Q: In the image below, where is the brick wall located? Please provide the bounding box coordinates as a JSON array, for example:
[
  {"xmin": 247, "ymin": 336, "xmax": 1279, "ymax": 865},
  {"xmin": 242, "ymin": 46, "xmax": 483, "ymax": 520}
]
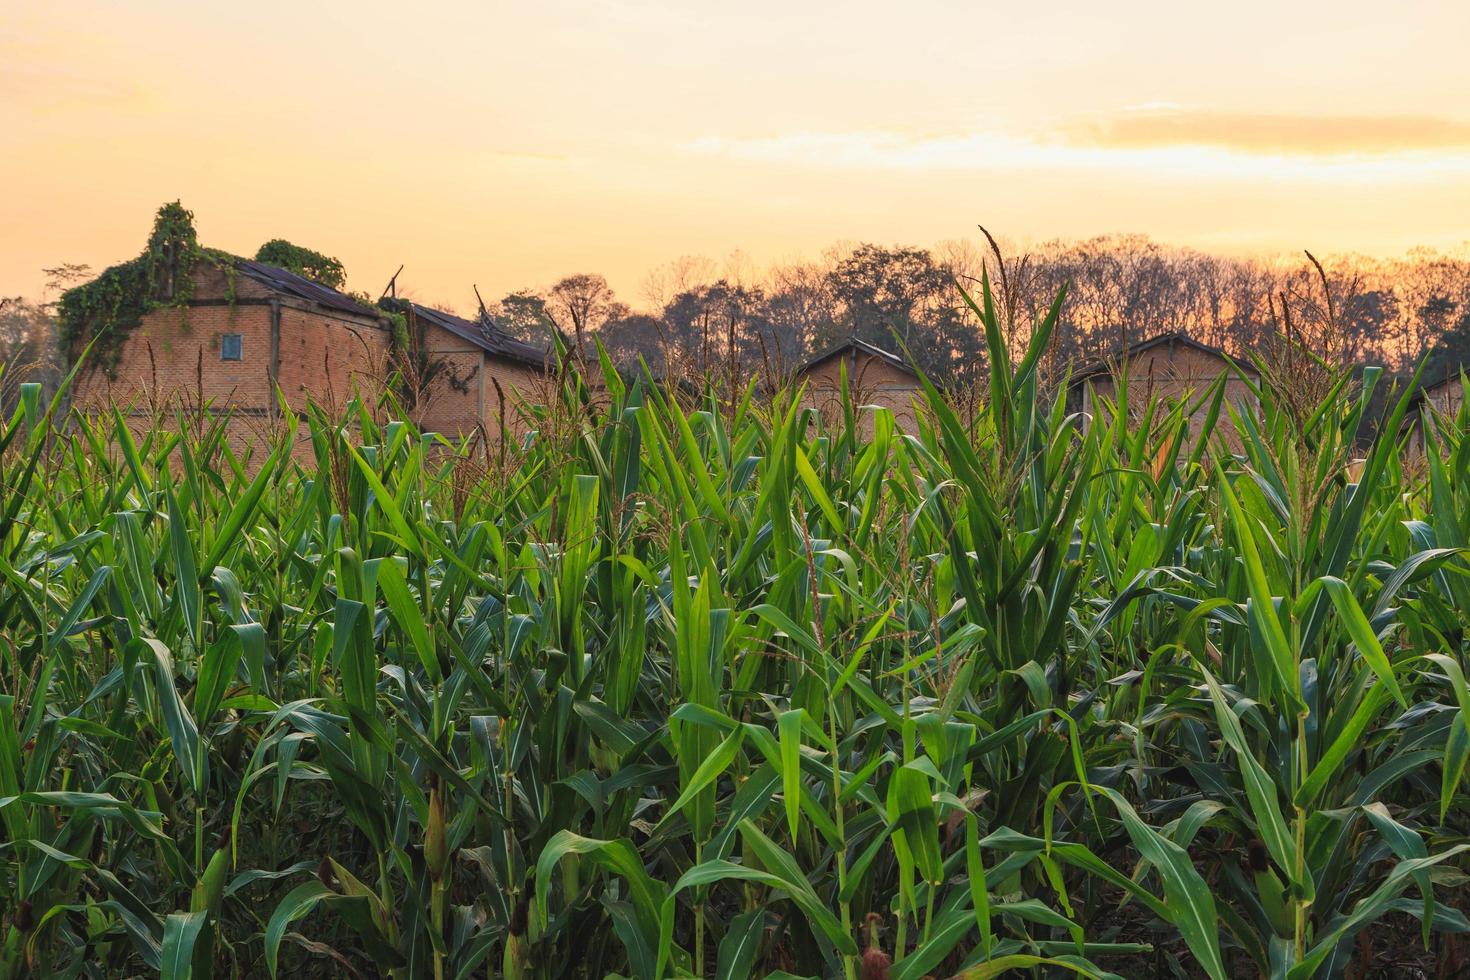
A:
[
  {"xmin": 273, "ymin": 304, "xmax": 390, "ymax": 414},
  {"xmin": 68, "ymin": 263, "xmax": 390, "ymax": 467},
  {"xmin": 409, "ymin": 318, "xmax": 546, "ymax": 440},
  {"xmin": 798, "ymin": 352, "xmax": 923, "ymax": 432},
  {"xmin": 71, "ymin": 303, "xmax": 277, "ymax": 412},
  {"xmin": 1083, "ymin": 343, "xmax": 1256, "ymax": 450},
  {"xmin": 482, "ymin": 357, "xmax": 544, "ymax": 439},
  {"xmin": 417, "ymin": 352, "xmax": 483, "ymax": 438},
  {"xmin": 72, "ymin": 264, "xmax": 388, "ymax": 410}
]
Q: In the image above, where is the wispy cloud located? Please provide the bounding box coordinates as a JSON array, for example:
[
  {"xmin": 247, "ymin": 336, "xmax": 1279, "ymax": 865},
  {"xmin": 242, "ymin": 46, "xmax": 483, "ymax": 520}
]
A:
[
  {"xmin": 685, "ymin": 114, "xmax": 1470, "ymax": 183},
  {"xmin": 1070, "ymin": 108, "xmax": 1470, "ymax": 155}
]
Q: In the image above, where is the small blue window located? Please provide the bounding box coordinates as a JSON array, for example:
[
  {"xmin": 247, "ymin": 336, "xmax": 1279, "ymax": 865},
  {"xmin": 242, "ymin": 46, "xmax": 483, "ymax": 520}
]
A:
[{"xmin": 220, "ymin": 334, "xmax": 243, "ymax": 361}]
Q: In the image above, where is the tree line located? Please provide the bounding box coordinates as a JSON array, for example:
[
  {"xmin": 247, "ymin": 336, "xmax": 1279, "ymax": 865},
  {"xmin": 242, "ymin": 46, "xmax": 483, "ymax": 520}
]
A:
[
  {"xmin": 6, "ymin": 234, "xmax": 1470, "ymax": 412},
  {"xmin": 485, "ymin": 233, "xmax": 1470, "ymax": 391}
]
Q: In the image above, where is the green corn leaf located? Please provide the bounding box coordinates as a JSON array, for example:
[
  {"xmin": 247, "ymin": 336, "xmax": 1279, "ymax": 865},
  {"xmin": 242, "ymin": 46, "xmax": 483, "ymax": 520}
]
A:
[
  {"xmin": 715, "ymin": 909, "xmax": 765, "ymax": 980},
  {"xmin": 660, "ymin": 852, "xmax": 855, "ymax": 979},
  {"xmin": 1288, "ymin": 846, "xmax": 1470, "ymax": 980},
  {"xmin": 951, "ymin": 955, "xmax": 1109, "ymax": 979},
  {"xmin": 135, "ymin": 638, "xmax": 205, "ymax": 793},
  {"xmin": 778, "ymin": 708, "xmax": 804, "ymax": 842},
  {"xmin": 1298, "ymin": 576, "xmax": 1405, "ymax": 708},
  {"xmin": 656, "ymin": 727, "xmax": 745, "ymax": 832},
  {"xmin": 1092, "ymin": 786, "xmax": 1226, "ymax": 980},
  {"xmin": 1214, "ymin": 464, "xmax": 1302, "ymax": 711},
  {"xmin": 165, "ymin": 485, "xmax": 202, "ymax": 655},
  {"xmin": 194, "ymin": 622, "xmax": 263, "ymax": 725},
  {"xmin": 1199, "ymin": 668, "xmax": 1298, "ymax": 883},
  {"xmin": 888, "ymin": 761, "xmax": 944, "ymax": 886},
  {"xmin": 160, "ymin": 910, "xmax": 209, "ymax": 980},
  {"xmin": 1423, "ymin": 653, "xmax": 1470, "ymax": 820},
  {"xmin": 966, "ymin": 814, "xmax": 993, "ymax": 960},
  {"xmin": 534, "ymin": 831, "xmax": 665, "ymax": 953},
  {"xmin": 201, "ymin": 440, "xmax": 280, "ymax": 572},
  {"xmin": 377, "ymin": 559, "xmax": 439, "ymax": 682},
  {"xmin": 264, "ymin": 881, "xmax": 332, "ymax": 979},
  {"xmin": 1295, "ymin": 682, "xmax": 1391, "ymax": 808}
]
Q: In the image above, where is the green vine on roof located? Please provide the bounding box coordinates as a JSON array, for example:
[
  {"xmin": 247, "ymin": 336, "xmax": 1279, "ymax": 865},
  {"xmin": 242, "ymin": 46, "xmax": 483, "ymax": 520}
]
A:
[
  {"xmin": 375, "ymin": 299, "xmax": 478, "ymax": 407},
  {"xmin": 254, "ymin": 239, "xmax": 346, "ymax": 290},
  {"xmin": 58, "ymin": 201, "xmax": 233, "ymax": 376},
  {"xmin": 384, "ymin": 309, "xmax": 411, "ymax": 353}
]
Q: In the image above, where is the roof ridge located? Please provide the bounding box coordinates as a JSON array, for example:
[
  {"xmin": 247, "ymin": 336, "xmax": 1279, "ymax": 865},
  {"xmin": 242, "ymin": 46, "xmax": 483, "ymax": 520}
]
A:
[
  {"xmin": 799, "ymin": 335, "xmax": 918, "ymax": 377},
  {"xmin": 233, "ymin": 257, "xmax": 379, "ymax": 319},
  {"xmin": 387, "ymin": 297, "xmax": 549, "ymax": 369},
  {"xmin": 1071, "ymin": 330, "xmax": 1253, "ymax": 382}
]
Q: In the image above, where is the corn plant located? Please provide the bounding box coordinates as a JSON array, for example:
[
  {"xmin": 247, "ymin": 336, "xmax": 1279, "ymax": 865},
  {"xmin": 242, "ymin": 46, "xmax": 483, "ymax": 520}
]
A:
[{"xmin": 0, "ymin": 280, "xmax": 1467, "ymax": 980}]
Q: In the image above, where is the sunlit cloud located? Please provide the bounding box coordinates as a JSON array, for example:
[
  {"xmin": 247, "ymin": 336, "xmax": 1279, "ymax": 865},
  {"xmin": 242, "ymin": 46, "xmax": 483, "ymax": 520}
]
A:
[
  {"xmin": 1071, "ymin": 108, "xmax": 1470, "ymax": 155},
  {"xmin": 685, "ymin": 124, "xmax": 1470, "ymax": 182},
  {"xmin": 5, "ymin": 1, "xmax": 1470, "ymax": 301}
]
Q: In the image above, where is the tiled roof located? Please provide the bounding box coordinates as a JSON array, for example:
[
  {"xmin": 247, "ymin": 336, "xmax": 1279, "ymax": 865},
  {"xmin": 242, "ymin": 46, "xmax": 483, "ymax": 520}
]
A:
[
  {"xmin": 232, "ymin": 259, "xmax": 380, "ymax": 319},
  {"xmin": 1071, "ymin": 331, "xmax": 1256, "ymax": 383},
  {"xmin": 386, "ymin": 299, "xmax": 549, "ymax": 370},
  {"xmin": 798, "ymin": 337, "xmax": 918, "ymax": 378}
]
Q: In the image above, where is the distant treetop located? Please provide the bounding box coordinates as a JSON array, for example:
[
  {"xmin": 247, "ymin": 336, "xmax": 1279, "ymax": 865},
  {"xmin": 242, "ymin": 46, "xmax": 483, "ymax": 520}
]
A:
[
  {"xmin": 57, "ymin": 203, "xmax": 361, "ymax": 376},
  {"xmin": 57, "ymin": 201, "xmax": 223, "ymax": 372},
  {"xmin": 253, "ymin": 239, "xmax": 346, "ymax": 291}
]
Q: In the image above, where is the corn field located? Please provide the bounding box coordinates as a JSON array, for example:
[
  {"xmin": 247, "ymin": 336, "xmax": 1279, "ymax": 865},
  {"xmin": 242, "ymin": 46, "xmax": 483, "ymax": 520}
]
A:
[{"xmin": 2, "ymin": 283, "xmax": 1469, "ymax": 980}]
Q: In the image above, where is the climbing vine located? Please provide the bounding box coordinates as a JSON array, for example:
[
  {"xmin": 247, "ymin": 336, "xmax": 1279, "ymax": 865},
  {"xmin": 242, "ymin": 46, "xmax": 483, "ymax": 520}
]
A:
[
  {"xmin": 58, "ymin": 204, "xmax": 414, "ymax": 391},
  {"xmin": 381, "ymin": 306, "xmax": 412, "ymax": 353},
  {"xmin": 378, "ymin": 299, "xmax": 478, "ymax": 407},
  {"xmin": 254, "ymin": 240, "xmax": 346, "ymax": 290},
  {"xmin": 57, "ymin": 202, "xmax": 234, "ymax": 376}
]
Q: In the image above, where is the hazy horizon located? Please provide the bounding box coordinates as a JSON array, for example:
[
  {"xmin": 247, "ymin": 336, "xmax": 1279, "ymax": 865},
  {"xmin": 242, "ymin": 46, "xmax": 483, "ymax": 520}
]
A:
[{"xmin": 5, "ymin": 0, "xmax": 1469, "ymax": 311}]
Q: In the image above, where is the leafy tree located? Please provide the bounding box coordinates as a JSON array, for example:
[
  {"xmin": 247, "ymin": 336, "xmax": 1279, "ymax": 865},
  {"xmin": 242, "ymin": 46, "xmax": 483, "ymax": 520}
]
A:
[
  {"xmin": 760, "ymin": 262, "xmax": 834, "ymax": 370},
  {"xmin": 1418, "ymin": 296, "xmax": 1458, "ymax": 339},
  {"xmin": 597, "ymin": 313, "xmax": 666, "ymax": 371},
  {"xmin": 492, "ymin": 290, "xmax": 558, "ymax": 344},
  {"xmin": 0, "ymin": 297, "xmax": 58, "ymax": 412},
  {"xmin": 1341, "ymin": 289, "xmax": 1399, "ymax": 364},
  {"xmin": 547, "ymin": 274, "xmax": 626, "ymax": 354},
  {"xmin": 254, "ymin": 239, "xmax": 346, "ymax": 290},
  {"xmin": 57, "ymin": 202, "xmax": 213, "ymax": 371},
  {"xmin": 1423, "ymin": 306, "xmax": 1470, "ymax": 383},
  {"xmin": 823, "ymin": 244, "xmax": 983, "ymax": 384},
  {"xmin": 660, "ymin": 280, "xmax": 768, "ymax": 380}
]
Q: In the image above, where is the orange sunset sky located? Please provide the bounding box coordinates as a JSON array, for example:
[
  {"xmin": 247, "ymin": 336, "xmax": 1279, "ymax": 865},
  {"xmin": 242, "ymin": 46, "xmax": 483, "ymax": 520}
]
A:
[{"xmin": 3, "ymin": 1, "xmax": 1469, "ymax": 312}]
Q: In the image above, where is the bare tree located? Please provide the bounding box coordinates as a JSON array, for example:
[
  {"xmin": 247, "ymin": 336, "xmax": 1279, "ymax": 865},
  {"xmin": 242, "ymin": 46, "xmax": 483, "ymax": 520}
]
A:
[
  {"xmin": 479, "ymin": 236, "xmax": 1469, "ymax": 398},
  {"xmin": 762, "ymin": 260, "xmax": 837, "ymax": 371},
  {"xmin": 546, "ymin": 274, "xmax": 624, "ymax": 359},
  {"xmin": 641, "ymin": 256, "xmax": 716, "ymax": 311}
]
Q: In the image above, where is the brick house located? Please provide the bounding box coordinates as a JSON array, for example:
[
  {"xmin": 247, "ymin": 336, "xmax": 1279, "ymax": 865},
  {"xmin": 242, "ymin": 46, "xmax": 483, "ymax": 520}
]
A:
[
  {"xmin": 387, "ymin": 300, "xmax": 549, "ymax": 440},
  {"xmin": 68, "ymin": 245, "xmax": 553, "ymax": 452},
  {"xmin": 795, "ymin": 337, "xmax": 924, "ymax": 430},
  {"xmin": 70, "ymin": 259, "xmax": 391, "ymax": 452},
  {"xmin": 1069, "ymin": 332, "xmax": 1258, "ymax": 448}
]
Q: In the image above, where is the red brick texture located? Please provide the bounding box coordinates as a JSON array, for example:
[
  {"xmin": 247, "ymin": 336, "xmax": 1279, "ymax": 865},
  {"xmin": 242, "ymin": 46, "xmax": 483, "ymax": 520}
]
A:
[
  {"xmin": 797, "ymin": 351, "xmax": 923, "ymax": 432},
  {"xmin": 412, "ymin": 318, "xmax": 545, "ymax": 442},
  {"xmin": 70, "ymin": 264, "xmax": 557, "ymax": 460},
  {"xmin": 70, "ymin": 265, "xmax": 391, "ymax": 456}
]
